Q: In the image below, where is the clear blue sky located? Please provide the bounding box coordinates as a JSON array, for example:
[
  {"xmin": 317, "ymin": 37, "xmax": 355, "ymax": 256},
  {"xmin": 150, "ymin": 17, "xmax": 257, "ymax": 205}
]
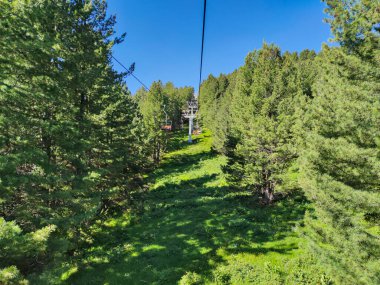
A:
[{"xmin": 107, "ymin": 0, "xmax": 332, "ymax": 94}]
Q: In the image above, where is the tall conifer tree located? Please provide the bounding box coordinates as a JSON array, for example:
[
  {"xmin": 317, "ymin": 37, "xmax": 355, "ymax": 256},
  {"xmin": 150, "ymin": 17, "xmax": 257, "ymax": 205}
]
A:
[
  {"xmin": 222, "ymin": 44, "xmax": 315, "ymax": 202},
  {"xmin": 299, "ymin": 1, "xmax": 380, "ymax": 283},
  {"xmin": 0, "ymin": 1, "xmax": 149, "ymax": 280}
]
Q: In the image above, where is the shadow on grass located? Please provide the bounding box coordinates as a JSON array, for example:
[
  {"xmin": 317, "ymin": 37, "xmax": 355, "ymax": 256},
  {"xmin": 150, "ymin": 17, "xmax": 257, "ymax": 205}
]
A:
[
  {"xmin": 149, "ymin": 150, "xmax": 216, "ymax": 186},
  {"xmin": 165, "ymin": 130, "xmax": 189, "ymax": 152},
  {"xmin": 165, "ymin": 130, "xmax": 212, "ymax": 153},
  {"xmin": 68, "ymin": 169, "xmax": 307, "ymax": 284}
]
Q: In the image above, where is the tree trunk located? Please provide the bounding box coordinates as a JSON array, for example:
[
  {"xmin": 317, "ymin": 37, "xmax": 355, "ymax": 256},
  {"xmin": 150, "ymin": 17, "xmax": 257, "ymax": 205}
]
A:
[
  {"xmin": 263, "ymin": 187, "xmax": 274, "ymax": 204},
  {"xmin": 261, "ymin": 168, "xmax": 274, "ymax": 204}
]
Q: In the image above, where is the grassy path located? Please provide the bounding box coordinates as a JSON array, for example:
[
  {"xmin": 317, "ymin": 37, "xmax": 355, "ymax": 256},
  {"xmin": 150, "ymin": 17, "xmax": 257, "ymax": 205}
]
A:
[{"xmin": 67, "ymin": 131, "xmax": 307, "ymax": 284}]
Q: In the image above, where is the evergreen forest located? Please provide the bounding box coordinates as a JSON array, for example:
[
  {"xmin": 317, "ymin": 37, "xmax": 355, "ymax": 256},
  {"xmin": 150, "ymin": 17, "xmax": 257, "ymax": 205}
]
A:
[{"xmin": 0, "ymin": 0, "xmax": 379, "ymax": 284}]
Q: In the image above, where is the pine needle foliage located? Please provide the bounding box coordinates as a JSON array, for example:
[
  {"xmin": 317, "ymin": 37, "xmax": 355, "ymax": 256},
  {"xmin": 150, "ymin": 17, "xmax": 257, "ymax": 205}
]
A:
[{"xmin": 0, "ymin": 0, "xmax": 150, "ymax": 279}]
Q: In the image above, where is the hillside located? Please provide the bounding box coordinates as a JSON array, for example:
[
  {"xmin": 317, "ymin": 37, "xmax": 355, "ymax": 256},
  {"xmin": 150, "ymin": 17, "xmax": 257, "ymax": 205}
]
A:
[{"xmin": 62, "ymin": 131, "xmax": 310, "ymax": 284}]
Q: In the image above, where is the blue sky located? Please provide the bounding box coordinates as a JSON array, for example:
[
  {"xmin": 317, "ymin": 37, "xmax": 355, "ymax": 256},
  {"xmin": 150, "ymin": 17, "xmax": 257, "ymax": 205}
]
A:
[{"xmin": 107, "ymin": 0, "xmax": 332, "ymax": 94}]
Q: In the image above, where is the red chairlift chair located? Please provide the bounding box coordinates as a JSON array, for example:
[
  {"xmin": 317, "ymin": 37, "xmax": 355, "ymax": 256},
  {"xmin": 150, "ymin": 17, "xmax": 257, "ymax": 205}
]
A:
[{"xmin": 161, "ymin": 120, "xmax": 173, "ymax": 131}]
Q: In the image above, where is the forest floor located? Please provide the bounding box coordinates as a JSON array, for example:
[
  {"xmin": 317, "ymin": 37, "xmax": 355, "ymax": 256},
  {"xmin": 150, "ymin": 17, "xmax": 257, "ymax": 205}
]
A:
[{"xmin": 64, "ymin": 131, "xmax": 308, "ymax": 285}]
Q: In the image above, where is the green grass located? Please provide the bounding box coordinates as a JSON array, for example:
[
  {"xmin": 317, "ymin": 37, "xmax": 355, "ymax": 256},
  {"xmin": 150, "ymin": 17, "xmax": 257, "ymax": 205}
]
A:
[{"xmin": 63, "ymin": 130, "xmax": 308, "ymax": 285}]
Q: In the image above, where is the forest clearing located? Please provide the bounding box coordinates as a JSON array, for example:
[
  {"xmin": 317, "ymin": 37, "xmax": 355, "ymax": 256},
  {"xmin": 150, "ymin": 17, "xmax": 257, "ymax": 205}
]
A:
[
  {"xmin": 1, "ymin": 0, "xmax": 379, "ymax": 284},
  {"xmin": 66, "ymin": 131, "xmax": 309, "ymax": 284}
]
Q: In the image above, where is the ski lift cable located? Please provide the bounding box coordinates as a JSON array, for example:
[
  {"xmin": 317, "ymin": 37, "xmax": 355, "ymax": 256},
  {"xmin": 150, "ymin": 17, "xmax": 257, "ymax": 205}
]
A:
[
  {"xmin": 198, "ymin": 0, "xmax": 207, "ymax": 98},
  {"xmin": 112, "ymin": 0, "xmax": 207, "ymax": 95},
  {"xmin": 111, "ymin": 55, "xmax": 151, "ymax": 92}
]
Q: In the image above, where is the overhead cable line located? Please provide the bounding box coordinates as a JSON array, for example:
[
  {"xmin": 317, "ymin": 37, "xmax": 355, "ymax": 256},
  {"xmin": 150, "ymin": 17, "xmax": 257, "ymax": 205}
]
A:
[
  {"xmin": 111, "ymin": 55, "xmax": 150, "ymax": 92},
  {"xmin": 198, "ymin": 0, "xmax": 207, "ymax": 97}
]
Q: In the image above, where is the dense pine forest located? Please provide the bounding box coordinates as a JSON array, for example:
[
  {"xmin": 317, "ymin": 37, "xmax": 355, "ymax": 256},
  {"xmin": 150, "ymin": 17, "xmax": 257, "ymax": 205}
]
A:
[{"xmin": 0, "ymin": 0, "xmax": 379, "ymax": 284}]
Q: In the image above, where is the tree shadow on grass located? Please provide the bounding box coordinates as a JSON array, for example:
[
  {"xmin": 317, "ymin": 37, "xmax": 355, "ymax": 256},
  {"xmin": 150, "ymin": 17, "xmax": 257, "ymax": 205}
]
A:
[
  {"xmin": 150, "ymin": 150, "xmax": 216, "ymax": 185},
  {"xmin": 165, "ymin": 130, "xmax": 189, "ymax": 152},
  {"xmin": 165, "ymin": 130, "xmax": 212, "ymax": 153},
  {"xmin": 68, "ymin": 172, "xmax": 307, "ymax": 285}
]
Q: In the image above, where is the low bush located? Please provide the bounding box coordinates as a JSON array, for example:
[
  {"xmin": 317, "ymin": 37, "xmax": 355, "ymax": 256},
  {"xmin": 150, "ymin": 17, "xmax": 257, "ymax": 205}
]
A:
[{"xmin": 179, "ymin": 271, "xmax": 203, "ymax": 285}]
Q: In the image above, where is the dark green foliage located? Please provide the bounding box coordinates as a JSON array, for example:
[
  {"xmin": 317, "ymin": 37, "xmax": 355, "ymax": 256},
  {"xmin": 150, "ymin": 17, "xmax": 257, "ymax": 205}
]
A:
[
  {"xmin": 201, "ymin": 44, "xmax": 316, "ymax": 202},
  {"xmin": 198, "ymin": 74, "xmax": 229, "ymax": 132},
  {"xmin": 136, "ymin": 81, "xmax": 168, "ymax": 164},
  {"xmin": 297, "ymin": 2, "xmax": 380, "ymax": 284},
  {"xmin": 198, "ymin": 72, "xmax": 237, "ymax": 153},
  {"xmin": 0, "ymin": 0, "xmax": 149, "ymax": 280},
  {"xmin": 227, "ymin": 45, "xmax": 286, "ymax": 202},
  {"xmin": 323, "ymin": 0, "xmax": 380, "ymax": 59},
  {"xmin": 136, "ymin": 81, "xmax": 194, "ymax": 164},
  {"xmin": 299, "ymin": 46, "xmax": 380, "ymax": 284},
  {"xmin": 0, "ymin": 218, "xmax": 56, "ymax": 274},
  {"xmin": 164, "ymin": 82, "xmax": 194, "ymax": 130},
  {"xmin": 1, "ymin": 0, "xmax": 379, "ymax": 284},
  {"xmin": 95, "ymin": 85, "xmax": 149, "ymax": 214},
  {"xmin": 199, "ymin": 1, "xmax": 379, "ymax": 283}
]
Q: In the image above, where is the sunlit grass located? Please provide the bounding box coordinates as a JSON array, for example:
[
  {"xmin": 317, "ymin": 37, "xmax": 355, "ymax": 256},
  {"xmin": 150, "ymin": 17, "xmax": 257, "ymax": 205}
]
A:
[{"xmin": 62, "ymin": 130, "xmax": 307, "ymax": 284}]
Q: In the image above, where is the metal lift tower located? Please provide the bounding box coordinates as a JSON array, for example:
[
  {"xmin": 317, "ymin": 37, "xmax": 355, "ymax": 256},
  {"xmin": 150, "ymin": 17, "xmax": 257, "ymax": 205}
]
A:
[{"xmin": 183, "ymin": 99, "xmax": 198, "ymax": 143}]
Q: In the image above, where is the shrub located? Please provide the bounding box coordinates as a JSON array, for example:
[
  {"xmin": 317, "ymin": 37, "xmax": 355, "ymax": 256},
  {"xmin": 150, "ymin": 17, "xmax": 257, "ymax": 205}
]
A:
[
  {"xmin": 0, "ymin": 217, "xmax": 56, "ymax": 271},
  {"xmin": 213, "ymin": 260, "xmax": 256, "ymax": 284},
  {"xmin": 179, "ymin": 272, "xmax": 203, "ymax": 285},
  {"xmin": 0, "ymin": 266, "xmax": 28, "ymax": 285},
  {"xmin": 213, "ymin": 267, "xmax": 232, "ymax": 284},
  {"xmin": 284, "ymin": 255, "xmax": 334, "ymax": 285}
]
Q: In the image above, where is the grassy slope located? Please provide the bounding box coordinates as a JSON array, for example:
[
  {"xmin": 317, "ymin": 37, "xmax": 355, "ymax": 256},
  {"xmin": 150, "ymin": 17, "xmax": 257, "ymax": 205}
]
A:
[{"xmin": 65, "ymin": 131, "xmax": 308, "ymax": 284}]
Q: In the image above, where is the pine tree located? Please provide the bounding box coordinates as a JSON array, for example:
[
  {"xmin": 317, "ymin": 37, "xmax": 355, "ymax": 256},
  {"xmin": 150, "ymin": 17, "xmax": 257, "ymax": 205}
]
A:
[
  {"xmin": 298, "ymin": 2, "xmax": 380, "ymax": 283},
  {"xmin": 94, "ymin": 84, "xmax": 149, "ymax": 215},
  {"xmin": 163, "ymin": 82, "xmax": 193, "ymax": 130},
  {"xmin": 300, "ymin": 45, "xmax": 380, "ymax": 285},
  {"xmin": 0, "ymin": 0, "xmax": 150, "ymax": 278},
  {"xmin": 323, "ymin": 0, "xmax": 380, "ymax": 59},
  {"xmin": 211, "ymin": 72, "xmax": 238, "ymax": 153},
  {"xmin": 198, "ymin": 74, "xmax": 219, "ymax": 129},
  {"xmin": 223, "ymin": 44, "xmax": 314, "ymax": 202},
  {"xmin": 137, "ymin": 81, "xmax": 168, "ymax": 164},
  {"xmin": 198, "ymin": 73, "xmax": 235, "ymax": 152}
]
